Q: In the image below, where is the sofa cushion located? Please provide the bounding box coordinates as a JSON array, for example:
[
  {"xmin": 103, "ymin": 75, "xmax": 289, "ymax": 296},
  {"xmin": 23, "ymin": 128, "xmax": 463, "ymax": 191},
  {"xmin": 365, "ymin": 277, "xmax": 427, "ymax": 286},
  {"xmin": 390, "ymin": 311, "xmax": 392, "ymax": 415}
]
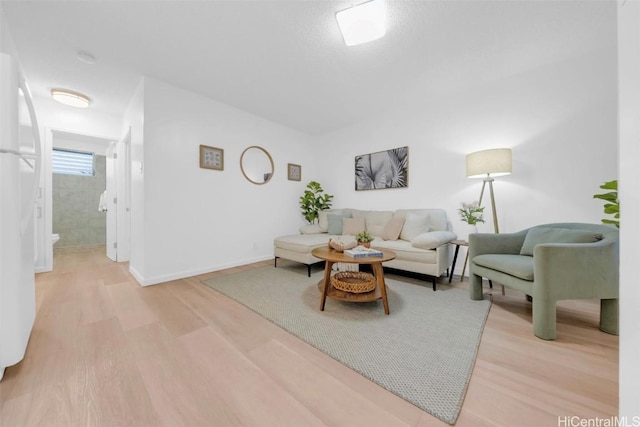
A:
[
  {"xmin": 350, "ymin": 209, "xmax": 369, "ymax": 220},
  {"xmin": 327, "ymin": 213, "xmax": 351, "ymax": 235},
  {"xmin": 394, "ymin": 209, "xmax": 448, "ymax": 232},
  {"xmin": 299, "ymin": 224, "xmax": 322, "ymax": 234},
  {"xmin": 411, "ymin": 231, "xmax": 457, "ymax": 250},
  {"xmin": 520, "ymin": 227, "xmax": 603, "ymax": 256},
  {"xmin": 373, "ymin": 239, "xmax": 437, "ymax": 263},
  {"xmin": 400, "ymin": 213, "xmax": 430, "ymax": 241},
  {"xmin": 342, "ymin": 217, "xmax": 366, "ymax": 235},
  {"xmin": 364, "ymin": 211, "xmax": 394, "ymax": 237},
  {"xmin": 473, "ymin": 254, "xmax": 534, "ymax": 281},
  {"xmin": 381, "ymin": 216, "xmax": 405, "ymax": 241},
  {"xmin": 274, "ymin": 234, "xmax": 331, "ymax": 253}
]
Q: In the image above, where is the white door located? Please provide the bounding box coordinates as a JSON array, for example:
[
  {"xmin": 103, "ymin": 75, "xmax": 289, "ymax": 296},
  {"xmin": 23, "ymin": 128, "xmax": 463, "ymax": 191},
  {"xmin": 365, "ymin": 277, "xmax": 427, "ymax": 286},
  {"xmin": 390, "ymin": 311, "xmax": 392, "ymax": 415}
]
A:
[
  {"xmin": 105, "ymin": 142, "xmax": 117, "ymax": 261},
  {"xmin": 115, "ymin": 129, "xmax": 131, "ymax": 261}
]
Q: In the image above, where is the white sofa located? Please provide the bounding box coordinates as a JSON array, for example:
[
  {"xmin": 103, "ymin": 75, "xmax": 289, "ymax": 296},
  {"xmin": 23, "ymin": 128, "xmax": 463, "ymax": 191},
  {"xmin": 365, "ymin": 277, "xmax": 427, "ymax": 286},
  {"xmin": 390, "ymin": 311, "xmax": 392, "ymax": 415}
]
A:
[{"xmin": 274, "ymin": 208, "xmax": 457, "ymax": 290}]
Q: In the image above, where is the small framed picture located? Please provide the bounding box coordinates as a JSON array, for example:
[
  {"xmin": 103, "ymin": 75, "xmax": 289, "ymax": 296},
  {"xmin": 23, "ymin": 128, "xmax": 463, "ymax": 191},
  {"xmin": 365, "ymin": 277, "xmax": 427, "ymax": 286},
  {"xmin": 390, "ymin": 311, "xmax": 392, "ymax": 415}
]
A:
[
  {"xmin": 288, "ymin": 163, "xmax": 301, "ymax": 181},
  {"xmin": 200, "ymin": 145, "xmax": 224, "ymax": 171}
]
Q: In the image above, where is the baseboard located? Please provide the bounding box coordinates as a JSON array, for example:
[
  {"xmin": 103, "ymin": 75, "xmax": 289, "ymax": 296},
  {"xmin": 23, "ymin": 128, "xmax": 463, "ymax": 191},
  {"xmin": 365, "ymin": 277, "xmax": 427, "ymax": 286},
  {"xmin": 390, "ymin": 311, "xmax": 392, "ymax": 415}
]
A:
[
  {"xmin": 131, "ymin": 255, "xmax": 273, "ymax": 287},
  {"xmin": 129, "ymin": 265, "xmax": 146, "ymax": 286}
]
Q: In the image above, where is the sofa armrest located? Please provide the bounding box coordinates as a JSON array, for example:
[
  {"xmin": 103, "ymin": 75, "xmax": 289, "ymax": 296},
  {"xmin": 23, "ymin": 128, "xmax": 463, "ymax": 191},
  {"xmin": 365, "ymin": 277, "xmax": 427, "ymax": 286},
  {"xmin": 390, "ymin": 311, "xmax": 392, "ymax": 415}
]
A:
[
  {"xmin": 299, "ymin": 224, "xmax": 323, "ymax": 234},
  {"xmin": 469, "ymin": 230, "xmax": 528, "ymax": 258},
  {"xmin": 411, "ymin": 230, "xmax": 457, "ymax": 250}
]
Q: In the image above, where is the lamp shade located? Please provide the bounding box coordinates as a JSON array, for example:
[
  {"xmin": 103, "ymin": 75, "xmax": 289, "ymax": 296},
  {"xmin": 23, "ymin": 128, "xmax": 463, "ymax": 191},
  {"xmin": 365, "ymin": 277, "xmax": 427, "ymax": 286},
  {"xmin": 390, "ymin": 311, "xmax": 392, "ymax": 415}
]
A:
[
  {"xmin": 466, "ymin": 148, "xmax": 512, "ymax": 178},
  {"xmin": 336, "ymin": 0, "xmax": 386, "ymax": 46}
]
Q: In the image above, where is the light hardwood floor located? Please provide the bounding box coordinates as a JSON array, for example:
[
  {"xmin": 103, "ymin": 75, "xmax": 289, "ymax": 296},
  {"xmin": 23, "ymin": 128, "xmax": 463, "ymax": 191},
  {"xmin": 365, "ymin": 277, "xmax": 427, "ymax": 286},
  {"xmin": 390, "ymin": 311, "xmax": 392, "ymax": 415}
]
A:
[{"xmin": 0, "ymin": 247, "xmax": 618, "ymax": 426}]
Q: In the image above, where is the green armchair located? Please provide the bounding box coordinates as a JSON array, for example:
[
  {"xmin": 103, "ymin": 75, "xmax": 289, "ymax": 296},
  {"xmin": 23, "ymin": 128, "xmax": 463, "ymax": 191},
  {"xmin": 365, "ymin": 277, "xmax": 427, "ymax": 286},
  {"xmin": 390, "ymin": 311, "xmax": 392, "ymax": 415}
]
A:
[{"xmin": 469, "ymin": 223, "xmax": 619, "ymax": 340}]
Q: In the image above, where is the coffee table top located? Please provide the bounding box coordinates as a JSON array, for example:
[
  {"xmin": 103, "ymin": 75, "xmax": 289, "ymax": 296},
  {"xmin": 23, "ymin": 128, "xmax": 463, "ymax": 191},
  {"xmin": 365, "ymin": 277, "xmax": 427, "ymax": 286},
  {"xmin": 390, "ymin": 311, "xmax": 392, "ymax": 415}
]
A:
[{"xmin": 312, "ymin": 246, "xmax": 396, "ymax": 264}]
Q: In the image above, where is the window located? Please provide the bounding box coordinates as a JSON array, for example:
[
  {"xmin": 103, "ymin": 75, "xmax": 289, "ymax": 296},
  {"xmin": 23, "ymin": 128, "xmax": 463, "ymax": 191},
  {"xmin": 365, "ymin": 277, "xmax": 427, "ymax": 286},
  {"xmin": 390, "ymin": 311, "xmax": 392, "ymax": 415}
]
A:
[{"xmin": 52, "ymin": 148, "xmax": 95, "ymax": 176}]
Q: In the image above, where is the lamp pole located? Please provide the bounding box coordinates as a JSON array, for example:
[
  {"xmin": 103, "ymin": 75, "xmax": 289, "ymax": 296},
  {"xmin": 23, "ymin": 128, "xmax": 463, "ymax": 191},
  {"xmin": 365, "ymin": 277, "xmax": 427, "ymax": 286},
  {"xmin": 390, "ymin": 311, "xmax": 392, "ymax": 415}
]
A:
[{"xmin": 478, "ymin": 174, "xmax": 499, "ymax": 234}]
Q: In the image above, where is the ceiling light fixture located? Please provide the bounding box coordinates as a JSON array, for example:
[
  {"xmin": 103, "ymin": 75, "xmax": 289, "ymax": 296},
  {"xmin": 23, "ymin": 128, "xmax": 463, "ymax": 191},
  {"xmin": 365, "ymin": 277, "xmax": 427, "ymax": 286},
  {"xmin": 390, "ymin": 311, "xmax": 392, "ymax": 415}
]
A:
[
  {"xmin": 336, "ymin": 0, "xmax": 386, "ymax": 47},
  {"xmin": 51, "ymin": 88, "xmax": 91, "ymax": 108}
]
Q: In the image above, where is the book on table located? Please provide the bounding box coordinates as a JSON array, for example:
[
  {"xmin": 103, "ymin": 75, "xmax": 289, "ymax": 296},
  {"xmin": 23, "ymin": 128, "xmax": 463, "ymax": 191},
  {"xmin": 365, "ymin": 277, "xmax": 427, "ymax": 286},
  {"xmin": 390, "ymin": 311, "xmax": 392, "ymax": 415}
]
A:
[{"xmin": 344, "ymin": 247, "xmax": 384, "ymax": 258}]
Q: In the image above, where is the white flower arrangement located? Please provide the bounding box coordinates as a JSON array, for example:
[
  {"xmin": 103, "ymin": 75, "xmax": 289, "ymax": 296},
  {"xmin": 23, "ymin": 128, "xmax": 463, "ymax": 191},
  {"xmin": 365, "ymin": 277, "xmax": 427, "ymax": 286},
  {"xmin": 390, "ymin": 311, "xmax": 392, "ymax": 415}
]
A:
[{"xmin": 458, "ymin": 201, "xmax": 485, "ymax": 225}]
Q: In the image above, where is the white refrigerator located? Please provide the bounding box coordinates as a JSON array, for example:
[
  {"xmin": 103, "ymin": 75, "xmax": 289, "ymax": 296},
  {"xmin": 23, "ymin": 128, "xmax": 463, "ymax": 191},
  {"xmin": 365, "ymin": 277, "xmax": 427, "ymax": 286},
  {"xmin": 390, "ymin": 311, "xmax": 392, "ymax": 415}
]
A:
[{"xmin": 0, "ymin": 52, "xmax": 41, "ymax": 381}]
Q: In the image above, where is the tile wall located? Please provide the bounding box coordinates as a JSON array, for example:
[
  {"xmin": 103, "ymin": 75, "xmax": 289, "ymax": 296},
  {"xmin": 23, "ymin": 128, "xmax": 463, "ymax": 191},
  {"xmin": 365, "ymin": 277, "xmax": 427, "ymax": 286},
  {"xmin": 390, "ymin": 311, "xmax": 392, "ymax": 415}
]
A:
[{"xmin": 52, "ymin": 154, "xmax": 106, "ymax": 249}]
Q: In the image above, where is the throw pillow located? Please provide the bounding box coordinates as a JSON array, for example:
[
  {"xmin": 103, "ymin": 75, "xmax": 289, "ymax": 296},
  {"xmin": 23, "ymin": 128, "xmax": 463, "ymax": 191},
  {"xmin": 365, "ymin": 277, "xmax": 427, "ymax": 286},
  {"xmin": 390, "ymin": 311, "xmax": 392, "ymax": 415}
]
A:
[
  {"xmin": 520, "ymin": 227, "xmax": 603, "ymax": 256},
  {"xmin": 342, "ymin": 217, "xmax": 366, "ymax": 236},
  {"xmin": 318, "ymin": 210, "xmax": 338, "ymax": 232},
  {"xmin": 381, "ymin": 217, "xmax": 405, "ymax": 241},
  {"xmin": 400, "ymin": 213, "xmax": 430, "ymax": 241},
  {"xmin": 327, "ymin": 213, "xmax": 351, "ymax": 235},
  {"xmin": 411, "ymin": 231, "xmax": 458, "ymax": 250}
]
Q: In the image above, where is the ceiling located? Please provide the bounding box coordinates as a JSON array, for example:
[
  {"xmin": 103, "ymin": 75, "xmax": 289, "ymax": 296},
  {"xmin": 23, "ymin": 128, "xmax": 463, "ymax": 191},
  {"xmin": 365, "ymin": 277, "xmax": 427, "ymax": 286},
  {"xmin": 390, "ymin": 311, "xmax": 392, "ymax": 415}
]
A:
[{"xmin": 1, "ymin": 1, "xmax": 615, "ymax": 135}]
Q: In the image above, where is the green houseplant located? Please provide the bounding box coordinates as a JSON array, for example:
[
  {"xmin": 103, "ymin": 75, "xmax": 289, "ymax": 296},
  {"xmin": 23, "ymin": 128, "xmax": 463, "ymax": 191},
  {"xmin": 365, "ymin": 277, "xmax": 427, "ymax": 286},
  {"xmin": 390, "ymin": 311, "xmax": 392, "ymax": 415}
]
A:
[
  {"xmin": 299, "ymin": 181, "xmax": 334, "ymax": 224},
  {"xmin": 593, "ymin": 180, "xmax": 619, "ymax": 228},
  {"xmin": 355, "ymin": 230, "xmax": 374, "ymax": 247}
]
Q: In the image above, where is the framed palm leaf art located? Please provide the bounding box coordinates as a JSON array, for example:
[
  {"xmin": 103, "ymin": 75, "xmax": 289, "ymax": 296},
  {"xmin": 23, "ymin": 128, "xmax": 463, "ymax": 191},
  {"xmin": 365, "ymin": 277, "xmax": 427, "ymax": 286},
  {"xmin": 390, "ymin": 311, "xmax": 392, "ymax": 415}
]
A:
[{"xmin": 355, "ymin": 146, "xmax": 408, "ymax": 191}]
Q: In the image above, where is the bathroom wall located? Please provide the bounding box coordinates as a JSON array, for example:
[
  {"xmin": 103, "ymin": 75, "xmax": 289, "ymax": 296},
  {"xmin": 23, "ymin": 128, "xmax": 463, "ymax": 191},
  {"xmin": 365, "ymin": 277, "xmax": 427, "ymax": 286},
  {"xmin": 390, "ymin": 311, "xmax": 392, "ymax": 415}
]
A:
[{"xmin": 52, "ymin": 154, "xmax": 106, "ymax": 250}]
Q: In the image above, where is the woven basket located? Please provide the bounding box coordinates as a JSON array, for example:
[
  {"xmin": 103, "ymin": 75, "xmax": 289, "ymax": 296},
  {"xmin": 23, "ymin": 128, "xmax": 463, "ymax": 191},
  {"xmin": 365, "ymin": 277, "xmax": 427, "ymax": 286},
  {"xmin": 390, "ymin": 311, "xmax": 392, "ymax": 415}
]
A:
[{"xmin": 331, "ymin": 271, "xmax": 376, "ymax": 293}]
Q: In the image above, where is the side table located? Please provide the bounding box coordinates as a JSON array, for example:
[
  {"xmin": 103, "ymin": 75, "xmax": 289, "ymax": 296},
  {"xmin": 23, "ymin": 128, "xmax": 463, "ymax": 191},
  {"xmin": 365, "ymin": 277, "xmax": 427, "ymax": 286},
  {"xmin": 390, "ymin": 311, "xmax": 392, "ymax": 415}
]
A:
[
  {"xmin": 448, "ymin": 240, "xmax": 469, "ymax": 283},
  {"xmin": 448, "ymin": 240, "xmax": 499, "ymax": 292}
]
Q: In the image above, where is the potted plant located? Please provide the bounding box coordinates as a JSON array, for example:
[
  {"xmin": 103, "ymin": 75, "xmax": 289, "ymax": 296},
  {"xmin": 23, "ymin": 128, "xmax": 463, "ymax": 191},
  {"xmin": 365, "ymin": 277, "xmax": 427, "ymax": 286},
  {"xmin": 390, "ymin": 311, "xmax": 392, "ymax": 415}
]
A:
[
  {"xmin": 458, "ymin": 201, "xmax": 485, "ymax": 238},
  {"xmin": 355, "ymin": 230, "xmax": 374, "ymax": 248},
  {"xmin": 593, "ymin": 180, "xmax": 619, "ymax": 228},
  {"xmin": 458, "ymin": 201, "xmax": 485, "ymax": 226},
  {"xmin": 299, "ymin": 181, "xmax": 334, "ymax": 224}
]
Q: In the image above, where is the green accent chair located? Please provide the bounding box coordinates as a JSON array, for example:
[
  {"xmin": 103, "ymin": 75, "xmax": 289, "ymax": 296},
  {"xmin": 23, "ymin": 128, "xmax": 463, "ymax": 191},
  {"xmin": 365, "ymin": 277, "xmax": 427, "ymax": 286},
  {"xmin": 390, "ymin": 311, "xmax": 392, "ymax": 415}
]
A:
[{"xmin": 469, "ymin": 223, "xmax": 619, "ymax": 340}]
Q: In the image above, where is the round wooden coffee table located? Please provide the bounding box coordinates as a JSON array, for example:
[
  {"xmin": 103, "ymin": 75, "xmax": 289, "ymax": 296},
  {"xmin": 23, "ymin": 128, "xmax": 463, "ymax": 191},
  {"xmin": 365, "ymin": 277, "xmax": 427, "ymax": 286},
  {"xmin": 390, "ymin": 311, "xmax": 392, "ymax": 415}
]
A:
[{"xmin": 311, "ymin": 246, "xmax": 396, "ymax": 315}]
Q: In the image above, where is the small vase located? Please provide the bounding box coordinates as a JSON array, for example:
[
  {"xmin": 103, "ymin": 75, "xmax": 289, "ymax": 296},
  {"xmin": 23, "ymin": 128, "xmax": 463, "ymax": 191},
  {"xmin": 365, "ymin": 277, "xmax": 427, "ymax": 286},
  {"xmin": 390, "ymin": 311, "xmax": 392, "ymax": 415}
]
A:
[
  {"xmin": 359, "ymin": 241, "xmax": 371, "ymax": 248},
  {"xmin": 465, "ymin": 224, "xmax": 478, "ymax": 241}
]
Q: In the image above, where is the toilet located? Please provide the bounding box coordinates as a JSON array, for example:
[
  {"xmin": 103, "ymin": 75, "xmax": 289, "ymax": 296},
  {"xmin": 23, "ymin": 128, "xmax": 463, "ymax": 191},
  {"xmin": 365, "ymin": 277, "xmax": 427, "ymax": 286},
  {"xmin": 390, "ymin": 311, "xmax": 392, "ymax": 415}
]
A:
[{"xmin": 52, "ymin": 234, "xmax": 60, "ymax": 245}]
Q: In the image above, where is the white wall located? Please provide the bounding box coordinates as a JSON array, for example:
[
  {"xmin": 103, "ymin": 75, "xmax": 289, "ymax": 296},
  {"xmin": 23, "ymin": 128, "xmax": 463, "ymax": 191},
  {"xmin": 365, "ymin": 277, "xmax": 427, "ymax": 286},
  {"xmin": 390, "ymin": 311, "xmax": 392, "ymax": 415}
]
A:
[
  {"xmin": 35, "ymin": 97, "xmax": 122, "ymax": 141},
  {"xmin": 128, "ymin": 77, "xmax": 318, "ymax": 285},
  {"xmin": 617, "ymin": 0, "xmax": 640, "ymax": 418},
  {"xmin": 0, "ymin": 5, "xmax": 19, "ymax": 59},
  {"xmin": 317, "ymin": 27, "xmax": 618, "ymax": 275}
]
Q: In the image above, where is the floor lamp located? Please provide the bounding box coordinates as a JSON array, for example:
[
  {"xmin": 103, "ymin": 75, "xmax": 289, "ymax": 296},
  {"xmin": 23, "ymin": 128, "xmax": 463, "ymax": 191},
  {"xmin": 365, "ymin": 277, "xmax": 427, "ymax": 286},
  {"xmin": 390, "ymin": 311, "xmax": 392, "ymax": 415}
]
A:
[
  {"xmin": 465, "ymin": 148, "xmax": 512, "ymax": 293},
  {"xmin": 465, "ymin": 148, "xmax": 512, "ymax": 233}
]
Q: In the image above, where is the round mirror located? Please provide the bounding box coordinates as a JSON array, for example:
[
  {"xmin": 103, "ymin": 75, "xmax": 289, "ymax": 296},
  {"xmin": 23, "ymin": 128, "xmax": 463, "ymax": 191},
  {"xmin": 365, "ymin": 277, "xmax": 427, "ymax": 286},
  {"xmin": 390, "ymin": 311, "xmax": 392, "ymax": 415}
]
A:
[{"xmin": 240, "ymin": 146, "xmax": 274, "ymax": 185}]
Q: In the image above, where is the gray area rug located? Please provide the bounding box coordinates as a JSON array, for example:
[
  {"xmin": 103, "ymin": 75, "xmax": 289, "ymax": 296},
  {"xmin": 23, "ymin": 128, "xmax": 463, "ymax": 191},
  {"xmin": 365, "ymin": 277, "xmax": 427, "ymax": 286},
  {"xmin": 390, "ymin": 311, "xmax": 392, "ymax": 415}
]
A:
[{"xmin": 202, "ymin": 265, "xmax": 491, "ymax": 424}]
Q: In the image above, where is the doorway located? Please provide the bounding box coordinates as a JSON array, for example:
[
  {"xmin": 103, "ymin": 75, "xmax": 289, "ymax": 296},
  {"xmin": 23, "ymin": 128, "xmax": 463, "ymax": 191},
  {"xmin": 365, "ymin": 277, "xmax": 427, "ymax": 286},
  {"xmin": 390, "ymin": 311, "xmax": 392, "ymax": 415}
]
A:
[
  {"xmin": 37, "ymin": 128, "xmax": 131, "ymax": 272},
  {"xmin": 51, "ymin": 131, "xmax": 111, "ymax": 254}
]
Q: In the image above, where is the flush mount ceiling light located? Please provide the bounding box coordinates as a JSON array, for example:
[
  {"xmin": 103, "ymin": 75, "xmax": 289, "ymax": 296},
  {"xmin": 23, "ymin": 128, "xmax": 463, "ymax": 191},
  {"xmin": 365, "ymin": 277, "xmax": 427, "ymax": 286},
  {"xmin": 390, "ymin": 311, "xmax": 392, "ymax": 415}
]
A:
[
  {"xmin": 336, "ymin": 0, "xmax": 386, "ymax": 46},
  {"xmin": 51, "ymin": 88, "xmax": 91, "ymax": 108}
]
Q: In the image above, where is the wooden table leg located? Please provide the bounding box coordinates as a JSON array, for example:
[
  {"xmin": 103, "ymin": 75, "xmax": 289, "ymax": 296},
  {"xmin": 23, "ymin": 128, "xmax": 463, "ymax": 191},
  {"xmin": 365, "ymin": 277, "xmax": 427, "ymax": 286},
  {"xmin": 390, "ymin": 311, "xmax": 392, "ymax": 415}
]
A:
[
  {"xmin": 373, "ymin": 263, "xmax": 390, "ymax": 315},
  {"xmin": 461, "ymin": 251, "xmax": 470, "ymax": 282},
  {"xmin": 319, "ymin": 261, "xmax": 334, "ymax": 311}
]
